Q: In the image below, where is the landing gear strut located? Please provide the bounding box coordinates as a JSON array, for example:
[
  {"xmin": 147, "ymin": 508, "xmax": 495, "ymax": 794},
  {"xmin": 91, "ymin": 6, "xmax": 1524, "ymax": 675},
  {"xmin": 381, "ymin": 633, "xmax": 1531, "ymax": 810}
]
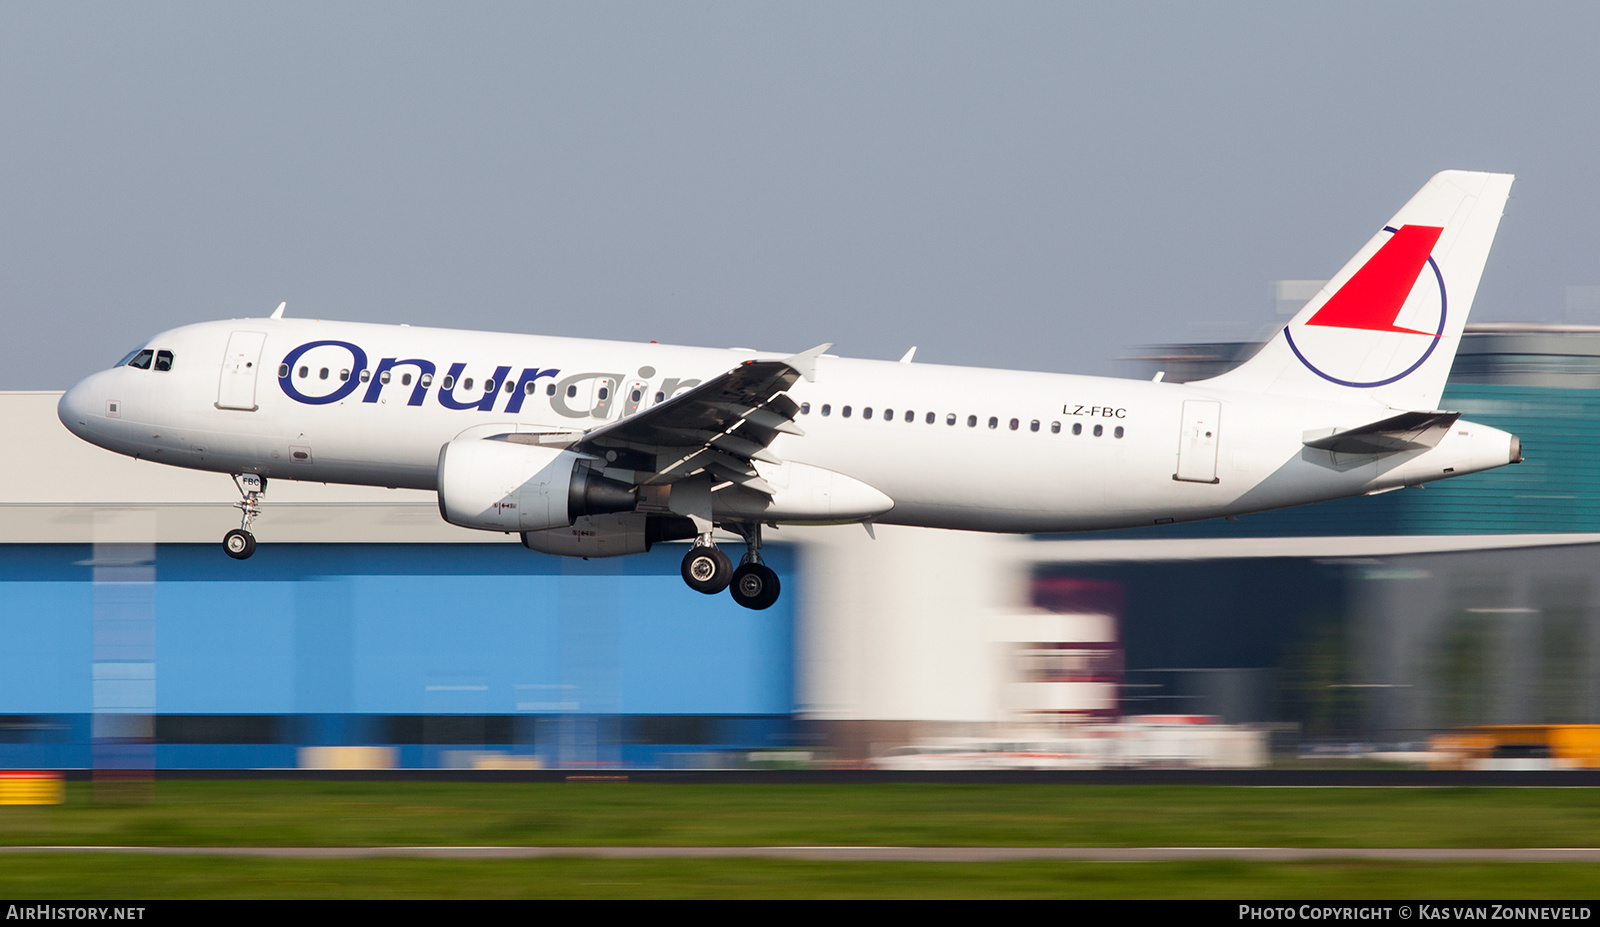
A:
[
  {"xmin": 725, "ymin": 522, "xmax": 780, "ymax": 611},
  {"xmin": 224, "ymin": 473, "xmax": 265, "ymax": 560}
]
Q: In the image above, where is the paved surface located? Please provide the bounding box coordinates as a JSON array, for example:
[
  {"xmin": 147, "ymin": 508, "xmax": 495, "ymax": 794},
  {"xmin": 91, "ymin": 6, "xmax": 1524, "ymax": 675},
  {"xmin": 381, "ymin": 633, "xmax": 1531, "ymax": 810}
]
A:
[
  {"xmin": 82, "ymin": 769, "xmax": 1600, "ymax": 786},
  {"xmin": 5, "ymin": 846, "xmax": 1600, "ymax": 861}
]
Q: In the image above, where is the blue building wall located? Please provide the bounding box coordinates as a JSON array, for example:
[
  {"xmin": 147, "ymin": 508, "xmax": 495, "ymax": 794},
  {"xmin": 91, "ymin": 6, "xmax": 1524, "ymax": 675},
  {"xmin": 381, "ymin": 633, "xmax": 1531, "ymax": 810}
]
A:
[{"xmin": 0, "ymin": 542, "xmax": 797, "ymax": 768}]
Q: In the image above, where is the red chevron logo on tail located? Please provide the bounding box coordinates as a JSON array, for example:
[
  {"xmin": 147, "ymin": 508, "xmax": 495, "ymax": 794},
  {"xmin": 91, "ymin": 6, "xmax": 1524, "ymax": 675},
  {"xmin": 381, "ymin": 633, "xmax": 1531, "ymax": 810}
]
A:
[{"xmin": 1304, "ymin": 224, "xmax": 1444, "ymax": 335}]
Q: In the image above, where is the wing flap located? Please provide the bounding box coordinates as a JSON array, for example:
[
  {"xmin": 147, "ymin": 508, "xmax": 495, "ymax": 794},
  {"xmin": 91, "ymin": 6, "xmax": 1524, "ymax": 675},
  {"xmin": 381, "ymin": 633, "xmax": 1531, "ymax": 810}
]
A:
[
  {"xmin": 576, "ymin": 345, "xmax": 828, "ymax": 494},
  {"xmin": 1303, "ymin": 410, "xmax": 1461, "ymax": 455}
]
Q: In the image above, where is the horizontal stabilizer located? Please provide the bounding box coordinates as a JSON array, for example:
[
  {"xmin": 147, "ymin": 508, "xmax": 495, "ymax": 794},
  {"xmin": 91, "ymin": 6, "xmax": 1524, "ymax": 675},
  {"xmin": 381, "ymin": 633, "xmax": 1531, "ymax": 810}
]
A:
[{"xmin": 1303, "ymin": 410, "xmax": 1461, "ymax": 455}]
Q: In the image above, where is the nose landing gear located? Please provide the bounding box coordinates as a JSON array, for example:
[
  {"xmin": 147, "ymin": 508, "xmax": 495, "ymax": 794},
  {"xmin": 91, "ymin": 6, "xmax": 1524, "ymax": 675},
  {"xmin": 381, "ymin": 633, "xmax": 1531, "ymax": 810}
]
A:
[{"xmin": 224, "ymin": 473, "xmax": 266, "ymax": 560}]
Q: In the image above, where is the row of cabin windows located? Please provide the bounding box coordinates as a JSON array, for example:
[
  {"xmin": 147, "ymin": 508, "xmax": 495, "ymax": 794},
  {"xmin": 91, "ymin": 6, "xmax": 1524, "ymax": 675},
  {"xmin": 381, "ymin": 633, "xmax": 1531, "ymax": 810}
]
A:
[
  {"xmin": 122, "ymin": 349, "xmax": 175, "ymax": 372},
  {"xmin": 276, "ymin": 368, "xmax": 670, "ymax": 406},
  {"xmin": 280, "ymin": 365, "xmax": 584, "ymax": 397},
  {"xmin": 797, "ymin": 401, "xmax": 1124, "ymax": 438}
]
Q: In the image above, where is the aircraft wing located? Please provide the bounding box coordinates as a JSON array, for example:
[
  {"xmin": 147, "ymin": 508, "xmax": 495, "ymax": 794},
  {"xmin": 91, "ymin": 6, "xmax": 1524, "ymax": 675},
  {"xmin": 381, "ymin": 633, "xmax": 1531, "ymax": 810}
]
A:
[
  {"xmin": 574, "ymin": 344, "xmax": 831, "ymax": 493},
  {"xmin": 1302, "ymin": 410, "xmax": 1461, "ymax": 455}
]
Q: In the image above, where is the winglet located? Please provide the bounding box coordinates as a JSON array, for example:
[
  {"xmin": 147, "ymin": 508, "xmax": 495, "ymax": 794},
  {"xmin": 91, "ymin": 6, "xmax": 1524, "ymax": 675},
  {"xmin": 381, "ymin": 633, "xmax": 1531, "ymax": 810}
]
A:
[
  {"xmin": 270, "ymin": 302, "xmax": 287, "ymax": 320},
  {"xmin": 782, "ymin": 343, "xmax": 832, "ymax": 382}
]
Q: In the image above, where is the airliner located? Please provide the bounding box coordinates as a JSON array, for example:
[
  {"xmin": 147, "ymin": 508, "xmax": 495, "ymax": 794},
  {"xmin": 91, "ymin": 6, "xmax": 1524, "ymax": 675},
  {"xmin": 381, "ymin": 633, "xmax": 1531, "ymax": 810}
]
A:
[{"xmin": 58, "ymin": 171, "xmax": 1521, "ymax": 610}]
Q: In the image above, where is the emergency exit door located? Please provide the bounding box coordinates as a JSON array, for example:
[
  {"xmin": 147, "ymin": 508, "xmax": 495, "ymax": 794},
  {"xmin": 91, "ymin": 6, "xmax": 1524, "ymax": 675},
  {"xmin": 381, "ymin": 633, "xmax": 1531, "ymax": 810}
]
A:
[
  {"xmin": 216, "ymin": 331, "xmax": 267, "ymax": 411},
  {"xmin": 1174, "ymin": 400, "xmax": 1221, "ymax": 483}
]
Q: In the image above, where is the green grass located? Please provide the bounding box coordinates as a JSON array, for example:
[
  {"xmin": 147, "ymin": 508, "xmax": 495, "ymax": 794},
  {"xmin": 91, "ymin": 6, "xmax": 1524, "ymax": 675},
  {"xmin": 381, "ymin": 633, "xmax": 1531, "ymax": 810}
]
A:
[
  {"xmin": 4, "ymin": 782, "xmax": 1600, "ymax": 897},
  {"xmin": 3, "ymin": 856, "xmax": 1600, "ymax": 899},
  {"xmin": 5, "ymin": 781, "xmax": 1600, "ymax": 849}
]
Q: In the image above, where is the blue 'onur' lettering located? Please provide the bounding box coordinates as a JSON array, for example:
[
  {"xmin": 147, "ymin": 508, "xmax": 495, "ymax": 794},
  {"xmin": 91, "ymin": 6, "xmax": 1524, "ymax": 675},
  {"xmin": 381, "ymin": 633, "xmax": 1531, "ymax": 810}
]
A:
[
  {"xmin": 363, "ymin": 358, "xmax": 437, "ymax": 406},
  {"xmin": 438, "ymin": 363, "xmax": 513, "ymax": 412},
  {"xmin": 504, "ymin": 368, "xmax": 560, "ymax": 414},
  {"xmin": 278, "ymin": 341, "xmax": 367, "ymax": 405}
]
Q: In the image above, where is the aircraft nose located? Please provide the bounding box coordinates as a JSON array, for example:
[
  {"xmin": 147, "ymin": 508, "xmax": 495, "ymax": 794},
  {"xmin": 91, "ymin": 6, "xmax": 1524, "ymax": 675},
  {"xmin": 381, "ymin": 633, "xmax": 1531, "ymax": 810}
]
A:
[{"xmin": 57, "ymin": 377, "xmax": 98, "ymax": 440}]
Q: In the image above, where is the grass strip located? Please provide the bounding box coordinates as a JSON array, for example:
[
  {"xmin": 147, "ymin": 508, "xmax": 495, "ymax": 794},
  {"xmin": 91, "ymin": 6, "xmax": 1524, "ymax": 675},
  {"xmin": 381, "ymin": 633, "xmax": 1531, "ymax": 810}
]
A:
[
  {"xmin": 3, "ymin": 854, "xmax": 1600, "ymax": 899},
  {"xmin": 5, "ymin": 782, "xmax": 1600, "ymax": 850}
]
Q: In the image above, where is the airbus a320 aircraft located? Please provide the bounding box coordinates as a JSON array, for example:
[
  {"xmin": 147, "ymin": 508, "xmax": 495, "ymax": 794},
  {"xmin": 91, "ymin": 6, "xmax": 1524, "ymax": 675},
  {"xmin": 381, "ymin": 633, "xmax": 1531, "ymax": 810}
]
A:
[{"xmin": 59, "ymin": 171, "xmax": 1521, "ymax": 610}]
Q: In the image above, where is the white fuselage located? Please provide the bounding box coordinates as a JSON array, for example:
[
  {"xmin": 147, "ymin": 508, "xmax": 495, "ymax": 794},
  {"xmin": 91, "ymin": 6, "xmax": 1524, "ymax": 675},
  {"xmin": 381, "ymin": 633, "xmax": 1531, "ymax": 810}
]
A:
[{"xmin": 58, "ymin": 317, "xmax": 1520, "ymax": 534}]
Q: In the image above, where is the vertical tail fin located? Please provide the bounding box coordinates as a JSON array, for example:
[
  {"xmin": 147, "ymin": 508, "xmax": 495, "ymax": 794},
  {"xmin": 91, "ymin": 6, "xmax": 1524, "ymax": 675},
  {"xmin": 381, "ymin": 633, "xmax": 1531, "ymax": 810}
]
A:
[{"xmin": 1201, "ymin": 170, "xmax": 1513, "ymax": 410}]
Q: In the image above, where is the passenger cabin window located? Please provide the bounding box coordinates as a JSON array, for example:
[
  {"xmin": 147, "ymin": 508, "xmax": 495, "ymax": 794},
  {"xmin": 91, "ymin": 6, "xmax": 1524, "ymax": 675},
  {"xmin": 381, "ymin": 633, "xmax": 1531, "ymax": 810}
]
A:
[
  {"xmin": 1115, "ymin": 426, "xmax": 1125, "ymax": 439},
  {"xmin": 484, "ymin": 379, "xmax": 496, "ymax": 393},
  {"xmin": 595, "ymin": 386, "xmax": 606, "ymax": 400},
  {"xmin": 566, "ymin": 385, "xmax": 577, "ymax": 398},
  {"xmin": 967, "ymin": 415, "xmax": 977, "ymax": 427},
  {"xmin": 320, "ymin": 367, "xmax": 330, "ymax": 380},
  {"xmin": 800, "ymin": 402, "xmax": 810, "ymax": 414},
  {"xmin": 863, "ymin": 407, "xmax": 873, "ymax": 419},
  {"xmin": 463, "ymin": 378, "xmax": 474, "ymax": 391},
  {"xmin": 1009, "ymin": 418, "xmax": 1019, "ymax": 431},
  {"xmin": 359, "ymin": 369, "xmax": 371, "ymax": 382},
  {"xmin": 882, "ymin": 408, "xmax": 891, "ymax": 420},
  {"xmin": 127, "ymin": 350, "xmax": 154, "ymax": 370},
  {"xmin": 442, "ymin": 375, "xmax": 455, "ymax": 389},
  {"xmin": 1030, "ymin": 420, "xmax": 1039, "ymax": 432},
  {"xmin": 379, "ymin": 371, "xmax": 391, "ymax": 384},
  {"xmin": 988, "ymin": 417, "xmax": 998, "ymax": 429},
  {"xmin": 278, "ymin": 364, "xmax": 290, "ymax": 378},
  {"xmin": 340, "ymin": 369, "xmax": 350, "ymax": 382},
  {"xmin": 154, "ymin": 350, "xmax": 174, "ymax": 372},
  {"xmin": 821, "ymin": 404, "xmax": 832, "ymax": 416},
  {"xmin": 1072, "ymin": 423, "xmax": 1083, "ymax": 435},
  {"xmin": 549, "ymin": 384, "xmax": 558, "ymax": 396},
  {"xmin": 842, "ymin": 406, "xmax": 852, "ymax": 418},
  {"xmin": 1050, "ymin": 422, "xmax": 1061, "ymax": 434},
  {"xmin": 524, "ymin": 381, "xmax": 537, "ymax": 395},
  {"xmin": 1094, "ymin": 424, "xmax": 1104, "ymax": 437},
  {"xmin": 421, "ymin": 373, "xmax": 433, "ymax": 387},
  {"xmin": 506, "ymin": 380, "xmax": 515, "ymax": 394},
  {"xmin": 400, "ymin": 373, "xmax": 412, "ymax": 386},
  {"xmin": 947, "ymin": 413, "xmax": 956, "ymax": 426},
  {"xmin": 298, "ymin": 366, "xmax": 309, "ymax": 378}
]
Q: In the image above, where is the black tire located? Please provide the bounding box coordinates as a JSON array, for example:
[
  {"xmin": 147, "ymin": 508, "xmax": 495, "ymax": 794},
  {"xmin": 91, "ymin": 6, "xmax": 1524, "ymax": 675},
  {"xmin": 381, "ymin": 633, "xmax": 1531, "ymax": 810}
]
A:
[
  {"xmin": 681, "ymin": 546, "xmax": 732, "ymax": 594},
  {"xmin": 223, "ymin": 529, "xmax": 256, "ymax": 560},
  {"xmin": 729, "ymin": 562, "xmax": 780, "ymax": 610}
]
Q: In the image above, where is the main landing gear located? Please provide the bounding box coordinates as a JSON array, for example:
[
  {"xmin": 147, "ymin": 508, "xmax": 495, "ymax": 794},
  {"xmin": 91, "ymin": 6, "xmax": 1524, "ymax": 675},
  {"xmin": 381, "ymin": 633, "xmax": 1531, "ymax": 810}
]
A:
[
  {"xmin": 223, "ymin": 473, "xmax": 265, "ymax": 560},
  {"xmin": 679, "ymin": 522, "xmax": 780, "ymax": 610}
]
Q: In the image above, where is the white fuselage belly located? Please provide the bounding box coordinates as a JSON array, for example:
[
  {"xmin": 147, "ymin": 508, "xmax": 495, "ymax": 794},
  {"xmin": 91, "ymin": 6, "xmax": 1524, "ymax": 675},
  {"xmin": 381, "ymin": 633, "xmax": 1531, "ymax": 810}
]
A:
[{"xmin": 60, "ymin": 318, "xmax": 1517, "ymax": 534}]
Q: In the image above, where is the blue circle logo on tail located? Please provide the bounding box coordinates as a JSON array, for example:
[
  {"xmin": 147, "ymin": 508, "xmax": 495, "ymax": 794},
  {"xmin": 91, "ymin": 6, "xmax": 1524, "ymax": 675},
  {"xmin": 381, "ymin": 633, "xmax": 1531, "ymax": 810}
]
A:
[{"xmin": 1283, "ymin": 225, "xmax": 1446, "ymax": 388}]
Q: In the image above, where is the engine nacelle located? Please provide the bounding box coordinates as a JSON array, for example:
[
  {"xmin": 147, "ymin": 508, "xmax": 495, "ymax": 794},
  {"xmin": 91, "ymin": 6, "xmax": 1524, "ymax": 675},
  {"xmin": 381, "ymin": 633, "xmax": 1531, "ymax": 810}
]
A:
[
  {"xmin": 521, "ymin": 513, "xmax": 698, "ymax": 558},
  {"xmin": 436, "ymin": 437, "xmax": 637, "ymax": 532}
]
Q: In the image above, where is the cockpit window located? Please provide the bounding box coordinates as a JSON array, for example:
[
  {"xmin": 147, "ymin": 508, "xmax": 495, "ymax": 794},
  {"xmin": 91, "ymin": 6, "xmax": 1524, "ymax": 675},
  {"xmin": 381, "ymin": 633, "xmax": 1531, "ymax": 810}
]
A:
[
  {"xmin": 154, "ymin": 350, "xmax": 175, "ymax": 372},
  {"xmin": 126, "ymin": 349, "xmax": 154, "ymax": 370}
]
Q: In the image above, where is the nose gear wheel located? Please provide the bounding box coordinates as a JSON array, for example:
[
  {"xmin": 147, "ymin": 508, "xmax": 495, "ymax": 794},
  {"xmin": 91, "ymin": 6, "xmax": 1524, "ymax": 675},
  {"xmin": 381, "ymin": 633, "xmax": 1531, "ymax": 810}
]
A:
[{"xmin": 224, "ymin": 473, "xmax": 266, "ymax": 560}]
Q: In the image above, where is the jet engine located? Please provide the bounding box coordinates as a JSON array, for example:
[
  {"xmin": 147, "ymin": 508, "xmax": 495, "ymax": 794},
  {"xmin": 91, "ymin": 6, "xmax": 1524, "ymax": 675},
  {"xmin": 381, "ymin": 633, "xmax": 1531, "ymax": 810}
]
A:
[{"xmin": 436, "ymin": 437, "xmax": 637, "ymax": 532}]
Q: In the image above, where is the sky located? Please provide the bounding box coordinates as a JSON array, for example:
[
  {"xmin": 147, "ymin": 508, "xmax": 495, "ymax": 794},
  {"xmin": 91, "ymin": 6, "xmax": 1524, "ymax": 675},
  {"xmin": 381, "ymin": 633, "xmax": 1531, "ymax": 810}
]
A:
[{"xmin": 5, "ymin": 2, "xmax": 1600, "ymax": 389}]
